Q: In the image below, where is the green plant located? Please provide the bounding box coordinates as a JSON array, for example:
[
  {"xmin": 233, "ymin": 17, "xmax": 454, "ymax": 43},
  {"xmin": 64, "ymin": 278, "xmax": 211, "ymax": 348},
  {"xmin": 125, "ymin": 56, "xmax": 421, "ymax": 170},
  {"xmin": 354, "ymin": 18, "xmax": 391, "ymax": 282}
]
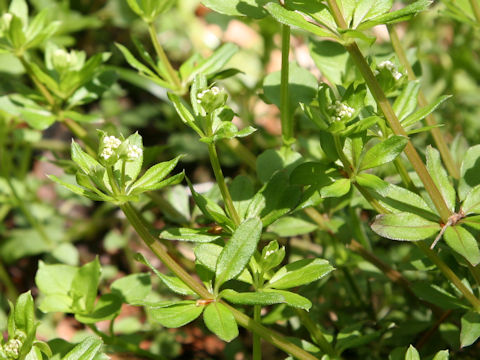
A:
[{"xmin": 2, "ymin": 0, "xmax": 480, "ymax": 359}]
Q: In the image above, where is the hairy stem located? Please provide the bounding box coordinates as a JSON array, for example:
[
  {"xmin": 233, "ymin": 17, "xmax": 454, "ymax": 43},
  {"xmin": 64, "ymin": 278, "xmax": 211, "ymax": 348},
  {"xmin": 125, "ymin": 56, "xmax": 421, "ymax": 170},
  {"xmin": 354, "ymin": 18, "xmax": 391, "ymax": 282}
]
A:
[
  {"xmin": 208, "ymin": 143, "xmax": 241, "ymax": 226},
  {"xmin": 280, "ymin": 24, "xmax": 293, "ymax": 145},
  {"xmin": 387, "ymin": 25, "xmax": 459, "ymax": 179},
  {"xmin": 148, "ymin": 22, "xmax": 182, "ymax": 91}
]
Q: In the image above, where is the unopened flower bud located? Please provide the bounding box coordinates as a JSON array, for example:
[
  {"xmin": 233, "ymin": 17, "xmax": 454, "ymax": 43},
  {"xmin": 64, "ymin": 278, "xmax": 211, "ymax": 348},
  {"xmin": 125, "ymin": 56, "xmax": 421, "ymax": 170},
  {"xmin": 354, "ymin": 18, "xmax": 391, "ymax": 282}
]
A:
[{"xmin": 196, "ymin": 86, "xmax": 228, "ymax": 113}]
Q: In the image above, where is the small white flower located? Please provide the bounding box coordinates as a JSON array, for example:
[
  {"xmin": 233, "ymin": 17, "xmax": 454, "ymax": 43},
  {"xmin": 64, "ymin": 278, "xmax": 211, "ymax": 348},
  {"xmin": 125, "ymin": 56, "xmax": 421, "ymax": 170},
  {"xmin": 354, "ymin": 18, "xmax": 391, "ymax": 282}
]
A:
[
  {"xmin": 329, "ymin": 101, "xmax": 354, "ymax": 121},
  {"xmin": 265, "ymin": 249, "xmax": 275, "ymax": 257},
  {"xmin": 377, "ymin": 60, "xmax": 403, "ymax": 80},
  {"xmin": 127, "ymin": 144, "xmax": 142, "ymax": 160},
  {"xmin": 103, "ymin": 135, "xmax": 121, "ymax": 149},
  {"xmin": 4, "ymin": 338, "xmax": 22, "ymax": 357},
  {"xmin": 101, "ymin": 147, "xmax": 114, "ymax": 160}
]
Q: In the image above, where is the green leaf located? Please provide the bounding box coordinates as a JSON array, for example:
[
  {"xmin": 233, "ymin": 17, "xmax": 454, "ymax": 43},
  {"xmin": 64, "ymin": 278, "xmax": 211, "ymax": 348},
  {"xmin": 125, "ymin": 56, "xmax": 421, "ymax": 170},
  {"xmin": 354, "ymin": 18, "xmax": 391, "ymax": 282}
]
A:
[
  {"xmin": 262, "ymin": 289, "xmax": 312, "ymax": 310},
  {"xmin": 461, "ymin": 311, "xmax": 480, "ymax": 348},
  {"xmin": 261, "ymin": 240, "xmax": 285, "ymax": 272},
  {"xmin": 187, "ymin": 178, "xmax": 235, "ymax": 230},
  {"xmin": 432, "ymin": 350, "xmax": 449, "ymax": 360},
  {"xmin": 371, "ymin": 212, "xmax": 441, "ymax": 241},
  {"xmin": 462, "ymin": 185, "xmax": 480, "ymax": 215},
  {"xmin": 229, "ymin": 175, "xmax": 255, "ymax": 221},
  {"xmin": 401, "ymin": 95, "xmax": 451, "ymax": 128},
  {"xmin": 115, "ymin": 43, "xmax": 157, "ymax": 78},
  {"xmin": 19, "ymin": 107, "xmax": 56, "ymax": 130},
  {"xmin": 215, "ymin": 217, "xmax": 262, "ymax": 291},
  {"xmin": 459, "ymin": 145, "xmax": 480, "ymax": 201},
  {"xmin": 184, "ymin": 43, "xmax": 239, "ymax": 82},
  {"xmin": 263, "ymin": 61, "xmax": 318, "ymax": 117},
  {"xmin": 129, "ymin": 155, "xmax": 182, "ymax": 193},
  {"xmin": 352, "ymin": 0, "xmax": 393, "ymax": 28},
  {"xmin": 71, "ymin": 141, "xmax": 101, "ymax": 174},
  {"xmin": 358, "ymin": 136, "xmax": 408, "ymax": 171},
  {"xmin": 160, "ymin": 227, "xmax": 221, "ymax": 243},
  {"xmin": 110, "ymin": 273, "xmax": 152, "ymax": 304},
  {"xmin": 195, "ymin": 243, "xmax": 223, "ymax": 271},
  {"xmin": 405, "ymin": 345, "xmax": 420, "ymax": 360},
  {"xmin": 264, "ymin": 2, "xmax": 335, "ymax": 37},
  {"xmin": 9, "ymin": 0, "xmax": 28, "ymax": 26},
  {"xmin": 444, "ymin": 226, "xmax": 480, "ymax": 266},
  {"xmin": 411, "ymin": 281, "xmax": 468, "ymax": 310},
  {"xmin": 48, "ymin": 175, "xmax": 108, "ymax": 202},
  {"xmin": 393, "ymin": 81, "xmax": 421, "ymax": 121},
  {"xmin": 35, "ymin": 261, "xmax": 77, "ymax": 313},
  {"xmin": 256, "ymin": 148, "xmax": 303, "ymax": 184},
  {"xmin": 148, "ymin": 301, "xmax": 204, "ymax": 328},
  {"xmin": 134, "ymin": 253, "xmax": 196, "ymax": 296},
  {"xmin": 14, "ymin": 291, "xmax": 35, "ymax": 334},
  {"xmin": 70, "ymin": 258, "xmax": 101, "ymax": 313},
  {"xmin": 247, "ymin": 171, "xmax": 302, "ymax": 226},
  {"xmin": 269, "ymin": 216, "xmax": 317, "ymax": 237},
  {"xmin": 426, "ymin": 146, "xmax": 456, "ymax": 212},
  {"xmin": 168, "ymin": 93, "xmax": 204, "ymax": 137},
  {"xmin": 309, "ymin": 39, "xmax": 349, "ymax": 86},
  {"xmin": 201, "ymin": 0, "xmax": 268, "ymax": 18},
  {"xmin": 75, "ymin": 294, "xmax": 122, "ymax": 324},
  {"xmin": 220, "ymin": 289, "xmax": 286, "ymax": 306},
  {"xmin": 62, "ymin": 336, "xmax": 103, "ymax": 360},
  {"xmin": 266, "ymin": 258, "xmax": 334, "ymax": 290},
  {"xmin": 203, "ymin": 302, "xmax": 238, "ymax": 342},
  {"xmin": 320, "ymin": 178, "xmax": 351, "ymax": 198},
  {"xmin": 357, "ymin": 0, "xmax": 432, "ymax": 30}
]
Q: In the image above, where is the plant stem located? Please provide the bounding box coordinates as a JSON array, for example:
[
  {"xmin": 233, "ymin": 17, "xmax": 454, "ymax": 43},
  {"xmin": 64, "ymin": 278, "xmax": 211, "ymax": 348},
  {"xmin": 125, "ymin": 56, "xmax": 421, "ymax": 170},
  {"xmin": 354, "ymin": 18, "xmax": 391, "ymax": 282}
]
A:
[
  {"xmin": 147, "ymin": 22, "xmax": 182, "ymax": 91},
  {"xmin": 18, "ymin": 55, "xmax": 55, "ymax": 107},
  {"xmin": 222, "ymin": 302, "xmax": 319, "ymax": 360},
  {"xmin": 207, "ymin": 143, "xmax": 241, "ymax": 226},
  {"xmin": 326, "ymin": 0, "xmax": 452, "ymax": 224},
  {"xmin": 416, "ymin": 242, "xmax": 480, "ymax": 311},
  {"xmin": 469, "ymin": 0, "xmax": 480, "ymax": 23},
  {"xmin": 253, "ymin": 305, "xmax": 262, "ymax": 360},
  {"xmin": 387, "ymin": 25, "xmax": 459, "ymax": 179},
  {"xmin": 295, "ymin": 309, "xmax": 337, "ymax": 358},
  {"xmin": 120, "ymin": 202, "xmax": 212, "ymax": 299},
  {"xmin": 63, "ymin": 117, "xmax": 97, "ymax": 156},
  {"xmin": 121, "ymin": 202, "xmax": 323, "ymax": 360},
  {"xmin": 280, "ymin": 24, "xmax": 294, "ymax": 145},
  {"xmin": 393, "ymin": 158, "xmax": 417, "ymax": 193}
]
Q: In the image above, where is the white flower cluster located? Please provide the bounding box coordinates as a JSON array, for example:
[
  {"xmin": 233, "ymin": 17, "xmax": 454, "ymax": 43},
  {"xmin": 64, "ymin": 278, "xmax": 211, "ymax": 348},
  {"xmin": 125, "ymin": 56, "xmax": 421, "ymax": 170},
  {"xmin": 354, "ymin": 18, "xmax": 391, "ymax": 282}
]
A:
[
  {"xmin": 377, "ymin": 60, "xmax": 403, "ymax": 80},
  {"xmin": 196, "ymin": 86, "xmax": 221, "ymax": 104},
  {"xmin": 328, "ymin": 100, "xmax": 355, "ymax": 122},
  {"xmin": 3, "ymin": 338, "xmax": 21, "ymax": 358},
  {"xmin": 127, "ymin": 144, "xmax": 143, "ymax": 160},
  {"xmin": 101, "ymin": 135, "xmax": 122, "ymax": 160}
]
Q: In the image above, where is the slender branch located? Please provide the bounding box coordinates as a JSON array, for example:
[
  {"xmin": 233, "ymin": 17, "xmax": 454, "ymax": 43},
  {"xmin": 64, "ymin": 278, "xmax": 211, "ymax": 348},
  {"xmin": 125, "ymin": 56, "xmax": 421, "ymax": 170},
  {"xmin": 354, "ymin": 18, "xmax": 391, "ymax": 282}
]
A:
[
  {"xmin": 326, "ymin": 0, "xmax": 452, "ymax": 224},
  {"xmin": 226, "ymin": 138, "xmax": 257, "ymax": 171},
  {"xmin": 62, "ymin": 117, "xmax": 97, "ymax": 157},
  {"xmin": 387, "ymin": 25, "xmax": 459, "ymax": 179},
  {"xmin": 120, "ymin": 202, "xmax": 212, "ymax": 299},
  {"xmin": 280, "ymin": 24, "xmax": 293, "ymax": 145},
  {"xmin": 295, "ymin": 309, "xmax": 337, "ymax": 358},
  {"xmin": 415, "ymin": 309, "xmax": 452, "ymax": 349},
  {"xmin": 147, "ymin": 22, "xmax": 182, "ymax": 91},
  {"xmin": 253, "ymin": 305, "xmax": 262, "ymax": 360},
  {"xmin": 207, "ymin": 143, "xmax": 241, "ymax": 226},
  {"xmin": 393, "ymin": 158, "xmax": 417, "ymax": 193}
]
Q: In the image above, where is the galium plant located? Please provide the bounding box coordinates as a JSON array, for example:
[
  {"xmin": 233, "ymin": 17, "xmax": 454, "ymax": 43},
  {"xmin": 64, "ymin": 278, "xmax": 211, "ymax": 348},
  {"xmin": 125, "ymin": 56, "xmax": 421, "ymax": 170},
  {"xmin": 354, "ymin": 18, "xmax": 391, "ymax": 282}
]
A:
[{"xmin": 2, "ymin": 0, "xmax": 480, "ymax": 359}]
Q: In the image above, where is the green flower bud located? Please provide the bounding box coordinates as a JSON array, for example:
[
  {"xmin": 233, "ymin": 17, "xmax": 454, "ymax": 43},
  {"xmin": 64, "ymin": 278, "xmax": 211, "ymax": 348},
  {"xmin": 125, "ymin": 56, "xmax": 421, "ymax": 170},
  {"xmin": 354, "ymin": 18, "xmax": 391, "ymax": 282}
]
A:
[
  {"xmin": 196, "ymin": 86, "xmax": 228, "ymax": 114},
  {"xmin": 51, "ymin": 48, "xmax": 85, "ymax": 73}
]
